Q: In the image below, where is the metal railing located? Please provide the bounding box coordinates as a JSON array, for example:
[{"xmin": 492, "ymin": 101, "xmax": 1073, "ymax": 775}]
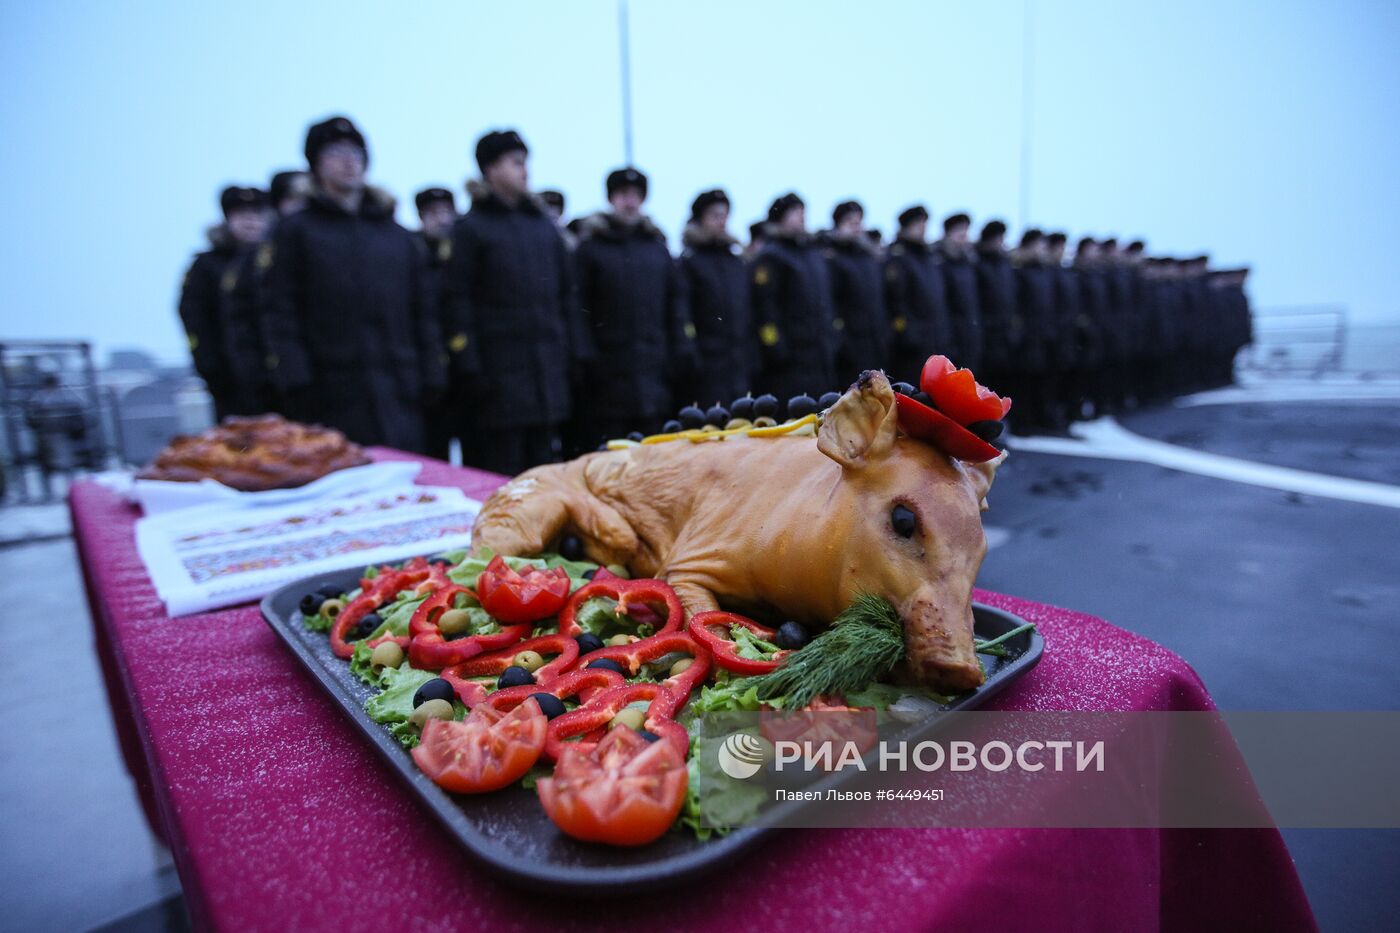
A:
[{"xmin": 1241, "ymin": 306, "xmax": 1348, "ymax": 378}]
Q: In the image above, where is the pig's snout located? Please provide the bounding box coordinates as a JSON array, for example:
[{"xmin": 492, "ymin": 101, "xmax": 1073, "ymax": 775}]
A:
[{"xmin": 898, "ymin": 589, "xmax": 984, "ymax": 693}]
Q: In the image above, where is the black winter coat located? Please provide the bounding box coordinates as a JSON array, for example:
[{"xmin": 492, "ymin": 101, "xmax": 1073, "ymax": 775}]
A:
[
  {"xmin": 821, "ymin": 231, "xmax": 888, "ymax": 378},
  {"xmin": 216, "ymin": 240, "xmax": 275, "ymax": 415},
  {"xmin": 678, "ymin": 224, "xmax": 754, "ymax": 405},
  {"xmin": 974, "ymin": 244, "xmax": 1021, "ymax": 370},
  {"xmin": 1047, "ymin": 262, "xmax": 1082, "ymax": 371},
  {"xmin": 442, "ymin": 182, "xmax": 586, "ymax": 430},
  {"xmin": 1011, "ymin": 253, "xmax": 1055, "ymax": 373},
  {"xmin": 177, "ymin": 227, "xmax": 239, "ymax": 411},
  {"xmin": 883, "ymin": 236, "xmax": 953, "ymax": 382},
  {"xmin": 261, "ymin": 185, "xmax": 443, "ymax": 451},
  {"xmin": 1071, "ymin": 261, "xmax": 1108, "ymax": 369},
  {"xmin": 935, "ymin": 240, "xmax": 983, "ymax": 371},
  {"xmin": 574, "ymin": 212, "xmax": 694, "ymax": 419},
  {"xmin": 750, "ymin": 228, "xmax": 840, "ymax": 401}
]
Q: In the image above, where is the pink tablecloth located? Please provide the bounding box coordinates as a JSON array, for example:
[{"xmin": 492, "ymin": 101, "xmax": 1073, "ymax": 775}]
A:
[{"xmin": 72, "ymin": 450, "xmax": 1316, "ymax": 932}]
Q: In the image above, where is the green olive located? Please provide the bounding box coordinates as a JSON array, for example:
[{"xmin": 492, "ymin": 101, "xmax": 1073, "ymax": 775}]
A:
[
  {"xmin": 606, "ymin": 634, "xmax": 633, "ymax": 647},
  {"xmin": 751, "ymin": 416, "xmax": 777, "ymax": 428},
  {"xmin": 369, "ymin": 641, "xmax": 404, "ymax": 672},
  {"xmin": 513, "ymin": 650, "xmax": 545, "ymax": 672},
  {"xmin": 437, "ymin": 607, "xmax": 472, "ymax": 636},
  {"xmin": 319, "ymin": 598, "xmax": 346, "ymax": 618},
  {"xmin": 409, "ymin": 698, "xmax": 455, "ymax": 728},
  {"xmin": 609, "ymin": 707, "xmax": 646, "ymax": 731},
  {"xmin": 669, "ymin": 657, "xmax": 694, "ymax": 677},
  {"xmin": 724, "ymin": 418, "xmax": 753, "ymax": 431}
]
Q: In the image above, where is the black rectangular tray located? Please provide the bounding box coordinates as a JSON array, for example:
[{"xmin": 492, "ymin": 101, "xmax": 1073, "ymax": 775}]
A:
[{"xmin": 262, "ymin": 562, "xmax": 1043, "ymax": 894}]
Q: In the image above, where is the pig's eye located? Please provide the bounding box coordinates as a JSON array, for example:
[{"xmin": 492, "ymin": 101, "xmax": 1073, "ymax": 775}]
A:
[{"xmin": 891, "ymin": 504, "xmax": 918, "ymax": 538}]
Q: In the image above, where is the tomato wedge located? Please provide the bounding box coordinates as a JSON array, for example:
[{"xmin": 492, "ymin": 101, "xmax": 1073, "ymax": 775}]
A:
[
  {"xmin": 919, "ymin": 354, "xmax": 1012, "ymax": 426},
  {"xmin": 411, "ymin": 698, "xmax": 547, "ymax": 794},
  {"xmin": 894, "ymin": 393, "xmax": 1003, "ymax": 463},
  {"xmin": 476, "ymin": 556, "xmax": 571, "ymax": 624},
  {"xmin": 537, "ymin": 725, "xmax": 688, "ymax": 846}
]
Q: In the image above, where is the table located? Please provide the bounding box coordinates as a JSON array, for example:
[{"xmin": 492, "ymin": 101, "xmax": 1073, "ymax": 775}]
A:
[{"xmin": 72, "ymin": 449, "xmax": 1317, "ymax": 932}]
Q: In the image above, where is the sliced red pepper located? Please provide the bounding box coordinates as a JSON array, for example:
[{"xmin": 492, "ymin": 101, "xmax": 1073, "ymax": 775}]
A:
[
  {"xmin": 686, "ymin": 611, "xmax": 790, "ymax": 675},
  {"xmin": 571, "ymin": 632, "xmax": 713, "ymax": 702},
  {"xmin": 484, "ymin": 666, "xmax": 626, "ymax": 713},
  {"xmin": 330, "ymin": 567, "xmax": 425, "ymax": 658},
  {"xmin": 557, "ymin": 576, "xmax": 683, "ymax": 640},
  {"xmin": 440, "ymin": 634, "xmax": 580, "ymax": 706},
  {"xmin": 543, "ymin": 682, "xmax": 689, "ymax": 763},
  {"xmin": 894, "ymin": 393, "xmax": 1003, "ymax": 463},
  {"xmin": 919, "ymin": 354, "xmax": 1012, "ymax": 425},
  {"xmin": 407, "ymin": 584, "xmax": 530, "ymax": 670}
]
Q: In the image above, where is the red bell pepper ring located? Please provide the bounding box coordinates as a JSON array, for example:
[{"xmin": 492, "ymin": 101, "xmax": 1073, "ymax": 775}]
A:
[
  {"xmin": 919, "ymin": 354, "xmax": 1012, "ymax": 426},
  {"xmin": 557, "ymin": 576, "xmax": 684, "ymax": 639},
  {"xmin": 543, "ymin": 682, "xmax": 689, "ymax": 763},
  {"xmin": 330, "ymin": 567, "xmax": 423, "ymax": 658},
  {"xmin": 407, "ymin": 584, "xmax": 530, "ymax": 670},
  {"xmin": 440, "ymin": 634, "xmax": 580, "ymax": 706},
  {"xmin": 894, "ymin": 393, "xmax": 1003, "ymax": 463},
  {"xmin": 484, "ymin": 666, "xmax": 626, "ymax": 713},
  {"xmin": 571, "ymin": 632, "xmax": 713, "ymax": 706},
  {"xmin": 686, "ymin": 611, "xmax": 791, "ymax": 675}
]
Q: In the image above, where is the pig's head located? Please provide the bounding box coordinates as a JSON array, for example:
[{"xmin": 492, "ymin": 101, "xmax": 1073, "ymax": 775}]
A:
[{"xmin": 817, "ymin": 369, "xmax": 1005, "ymax": 693}]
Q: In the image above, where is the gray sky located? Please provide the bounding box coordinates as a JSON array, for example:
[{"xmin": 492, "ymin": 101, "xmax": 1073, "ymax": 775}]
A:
[{"xmin": 2, "ymin": 0, "xmax": 1397, "ymax": 364}]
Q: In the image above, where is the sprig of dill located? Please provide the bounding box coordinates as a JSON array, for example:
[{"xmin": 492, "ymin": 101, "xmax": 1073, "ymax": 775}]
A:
[{"xmin": 751, "ymin": 592, "xmax": 905, "ymax": 710}]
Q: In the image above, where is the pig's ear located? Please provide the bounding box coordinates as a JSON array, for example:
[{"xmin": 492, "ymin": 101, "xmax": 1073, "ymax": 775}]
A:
[
  {"xmin": 962, "ymin": 450, "xmax": 1007, "ymax": 511},
  {"xmin": 817, "ymin": 370, "xmax": 898, "ymax": 468}
]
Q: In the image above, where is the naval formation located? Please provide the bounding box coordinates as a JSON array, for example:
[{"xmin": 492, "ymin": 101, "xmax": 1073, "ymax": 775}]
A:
[{"xmin": 179, "ymin": 115, "xmax": 1253, "ymax": 476}]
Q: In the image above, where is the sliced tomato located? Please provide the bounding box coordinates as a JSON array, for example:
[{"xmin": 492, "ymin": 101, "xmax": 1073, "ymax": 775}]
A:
[
  {"xmin": 411, "ymin": 698, "xmax": 547, "ymax": 793},
  {"xmin": 537, "ymin": 726, "xmax": 688, "ymax": 846},
  {"xmin": 894, "ymin": 393, "xmax": 1003, "ymax": 463},
  {"xmin": 476, "ymin": 556, "xmax": 571, "ymax": 624},
  {"xmin": 919, "ymin": 354, "xmax": 1012, "ymax": 425}
]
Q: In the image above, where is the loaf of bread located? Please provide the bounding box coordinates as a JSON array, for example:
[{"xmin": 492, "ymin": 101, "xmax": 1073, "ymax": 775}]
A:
[{"xmin": 137, "ymin": 414, "xmax": 370, "ymax": 491}]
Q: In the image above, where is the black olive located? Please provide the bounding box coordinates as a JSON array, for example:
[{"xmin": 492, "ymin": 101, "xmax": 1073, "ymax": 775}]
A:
[
  {"xmin": 775, "ymin": 621, "xmax": 810, "ymax": 650},
  {"xmin": 662, "ymin": 419, "xmax": 683, "ymax": 433},
  {"xmin": 678, "ymin": 405, "xmax": 706, "ymax": 429},
  {"xmin": 730, "ymin": 395, "xmax": 755, "ymax": 420},
  {"xmin": 351, "ymin": 613, "xmax": 383, "ymax": 641},
  {"xmin": 912, "ymin": 390, "xmax": 933, "ymax": 406},
  {"xmin": 575, "ymin": 633, "xmax": 605, "ymax": 654},
  {"xmin": 587, "ymin": 658, "xmax": 627, "ymax": 675},
  {"xmin": 299, "ymin": 593, "xmax": 323, "ymax": 616},
  {"xmin": 316, "ymin": 584, "xmax": 344, "ymax": 601},
  {"xmin": 818, "ymin": 391, "xmax": 841, "ymax": 409},
  {"xmin": 530, "ymin": 693, "xmax": 567, "ymax": 719},
  {"xmin": 637, "ymin": 729, "xmax": 661, "ymax": 743},
  {"xmin": 968, "ymin": 420, "xmax": 1004, "ymax": 441},
  {"xmin": 786, "ymin": 393, "xmax": 817, "ymax": 419},
  {"xmin": 705, "ymin": 404, "xmax": 730, "ymax": 426},
  {"xmin": 498, "ymin": 665, "xmax": 536, "ymax": 689},
  {"xmin": 413, "ymin": 678, "xmax": 456, "ymax": 708},
  {"xmin": 559, "ymin": 534, "xmax": 585, "ymax": 562},
  {"xmin": 892, "ymin": 504, "xmax": 918, "ymax": 538},
  {"xmin": 582, "ymin": 567, "xmax": 598, "ymax": 580},
  {"xmin": 627, "ymin": 431, "xmax": 645, "ymax": 442},
  {"xmin": 752, "ymin": 394, "xmax": 779, "ymax": 418},
  {"xmin": 891, "ymin": 381, "xmax": 917, "ymax": 396},
  {"xmin": 596, "ymin": 442, "xmax": 610, "ymax": 451}
]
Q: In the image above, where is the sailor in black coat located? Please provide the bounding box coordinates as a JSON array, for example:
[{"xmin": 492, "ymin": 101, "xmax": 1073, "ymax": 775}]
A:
[
  {"xmin": 750, "ymin": 193, "xmax": 840, "ymax": 403},
  {"xmin": 442, "ymin": 130, "xmax": 588, "ymax": 474},
  {"xmin": 1009, "ymin": 229, "xmax": 1059, "ymax": 431},
  {"xmin": 571, "ymin": 167, "xmax": 694, "ymax": 450},
  {"xmin": 934, "ymin": 212, "xmax": 983, "ymax": 371},
  {"xmin": 821, "ymin": 200, "xmax": 888, "ymax": 380},
  {"xmin": 883, "ymin": 205, "xmax": 953, "ymax": 383},
  {"xmin": 1044, "ymin": 232, "xmax": 1082, "ymax": 425},
  {"xmin": 178, "ymin": 186, "xmax": 270, "ymax": 421},
  {"xmin": 414, "ymin": 187, "xmax": 463, "ymax": 462},
  {"xmin": 261, "ymin": 116, "xmax": 443, "ymax": 453},
  {"xmin": 678, "ymin": 189, "xmax": 754, "ymax": 407},
  {"xmin": 973, "ymin": 219, "xmax": 1021, "ymax": 397}
]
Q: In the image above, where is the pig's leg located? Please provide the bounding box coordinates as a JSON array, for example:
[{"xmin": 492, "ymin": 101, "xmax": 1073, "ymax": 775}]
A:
[
  {"xmin": 663, "ymin": 573, "xmax": 721, "ymax": 620},
  {"xmin": 472, "ymin": 466, "xmax": 639, "ymax": 563}
]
